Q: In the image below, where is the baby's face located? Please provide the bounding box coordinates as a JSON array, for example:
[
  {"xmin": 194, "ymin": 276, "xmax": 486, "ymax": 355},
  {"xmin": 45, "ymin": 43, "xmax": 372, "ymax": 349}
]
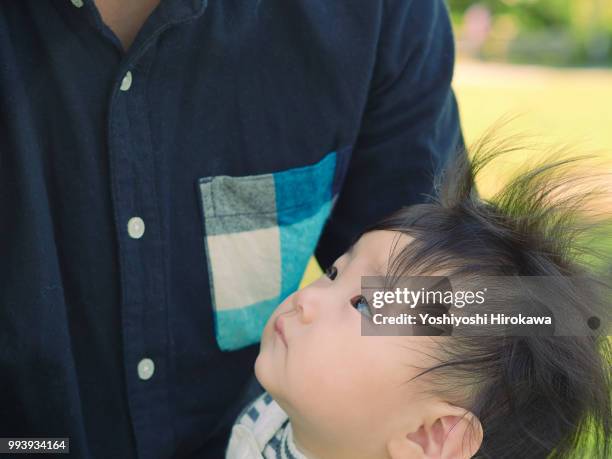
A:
[{"xmin": 255, "ymin": 230, "xmax": 441, "ymax": 457}]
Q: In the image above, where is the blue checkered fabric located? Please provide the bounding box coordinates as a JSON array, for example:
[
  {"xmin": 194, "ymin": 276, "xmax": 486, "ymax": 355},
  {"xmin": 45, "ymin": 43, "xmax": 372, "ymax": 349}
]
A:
[{"xmin": 198, "ymin": 148, "xmax": 351, "ymax": 350}]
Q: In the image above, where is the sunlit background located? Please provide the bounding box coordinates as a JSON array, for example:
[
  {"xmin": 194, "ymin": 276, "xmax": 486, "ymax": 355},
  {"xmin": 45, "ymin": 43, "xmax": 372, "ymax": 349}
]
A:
[{"xmin": 301, "ymin": 0, "xmax": 612, "ymax": 287}]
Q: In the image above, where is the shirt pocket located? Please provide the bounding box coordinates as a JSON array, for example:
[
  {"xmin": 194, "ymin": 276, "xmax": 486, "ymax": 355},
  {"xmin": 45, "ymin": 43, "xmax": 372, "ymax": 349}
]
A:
[{"xmin": 197, "ymin": 146, "xmax": 352, "ymax": 351}]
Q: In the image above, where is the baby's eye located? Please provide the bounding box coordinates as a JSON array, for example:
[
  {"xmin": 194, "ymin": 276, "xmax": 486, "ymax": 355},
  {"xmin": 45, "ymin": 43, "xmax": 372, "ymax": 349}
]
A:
[
  {"xmin": 324, "ymin": 265, "xmax": 338, "ymax": 280},
  {"xmin": 350, "ymin": 295, "xmax": 372, "ymax": 318}
]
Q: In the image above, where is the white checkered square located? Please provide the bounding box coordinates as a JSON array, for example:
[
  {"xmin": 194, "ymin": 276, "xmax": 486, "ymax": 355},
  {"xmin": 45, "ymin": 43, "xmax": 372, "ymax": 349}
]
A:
[{"xmin": 206, "ymin": 226, "xmax": 281, "ymax": 311}]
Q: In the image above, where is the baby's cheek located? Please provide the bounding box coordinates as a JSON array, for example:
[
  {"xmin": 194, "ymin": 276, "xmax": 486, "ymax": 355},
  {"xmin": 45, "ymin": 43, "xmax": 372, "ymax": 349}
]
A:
[
  {"xmin": 292, "ymin": 347, "xmax": 359, "ymax": 406},
  {"xmin": 288, "ymin": 364, "xmax": 379, "ymax": 442}
]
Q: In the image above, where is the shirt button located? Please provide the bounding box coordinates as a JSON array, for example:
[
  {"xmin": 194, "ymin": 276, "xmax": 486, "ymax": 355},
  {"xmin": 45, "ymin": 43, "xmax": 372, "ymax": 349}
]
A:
[
  {"xmin": 137, "ymin": 358, "xmax": 155, "ymax": 380},
  {"xmin": 120, "ymin": 71, "xmax": 133, "ymax": 91},
  {"xmin": 127, "ymin": 217, "xmax": 145, "ymax": 239},
  {"xmin": 70, "ymin": 0, "xmax": 84, "ymax": 8}
]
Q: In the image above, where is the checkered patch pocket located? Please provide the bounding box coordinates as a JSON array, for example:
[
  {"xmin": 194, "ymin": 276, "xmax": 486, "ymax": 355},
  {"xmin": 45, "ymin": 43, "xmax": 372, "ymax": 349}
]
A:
[{"xmin": 198, "ymin": 147, "xmax": 351, "ymax": 351}]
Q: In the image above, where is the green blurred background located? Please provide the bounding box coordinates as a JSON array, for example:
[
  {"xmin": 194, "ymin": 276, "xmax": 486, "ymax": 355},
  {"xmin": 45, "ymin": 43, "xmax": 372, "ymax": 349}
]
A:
[
  {"xmin": 301, "ymin": 0, "xmax": 612, "ymax": 287},
  {"xmin": 451, "ymin": 0, "xmax": 612, "ymax": 67}
]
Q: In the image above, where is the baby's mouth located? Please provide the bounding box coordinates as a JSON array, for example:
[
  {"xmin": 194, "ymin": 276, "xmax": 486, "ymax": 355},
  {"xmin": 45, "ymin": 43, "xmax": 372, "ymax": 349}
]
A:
[{"xmin": 274, "ymin": 315, "xmax": 288, "ymax": 347}]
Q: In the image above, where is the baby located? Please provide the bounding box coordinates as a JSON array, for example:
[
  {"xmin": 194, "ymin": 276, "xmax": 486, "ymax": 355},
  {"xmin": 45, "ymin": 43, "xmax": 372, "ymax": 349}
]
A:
[{"xmin": 226, "ymin": 136, "xmax": 611, "ymax": 459}]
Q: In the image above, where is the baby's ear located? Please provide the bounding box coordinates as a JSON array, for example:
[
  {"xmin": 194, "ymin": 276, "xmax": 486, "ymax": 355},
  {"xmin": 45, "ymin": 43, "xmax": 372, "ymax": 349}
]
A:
[{"xmin": 387, "ymin": 407, "xmax": 482, "ymax": 459}]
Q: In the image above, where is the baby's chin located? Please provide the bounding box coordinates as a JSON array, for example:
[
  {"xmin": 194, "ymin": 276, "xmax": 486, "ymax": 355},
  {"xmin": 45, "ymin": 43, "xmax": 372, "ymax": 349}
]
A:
[
  {"xmin": 253, "ymin": 352, "xmax": 266, "ymax": 385},
  {"xmin": 254, "ymin": 344, "xmax": 276, "ymax": 393},
  {"xmin": 254, "ymin": 348, "xmax": 289, "ymax": 406}
]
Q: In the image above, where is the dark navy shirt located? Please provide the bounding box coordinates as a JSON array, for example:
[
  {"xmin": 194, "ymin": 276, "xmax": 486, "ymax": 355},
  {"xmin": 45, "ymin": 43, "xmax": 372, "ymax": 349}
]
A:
[{"xmin": 0, "ymin": 0, "xmax": 462, "ymax": 458}]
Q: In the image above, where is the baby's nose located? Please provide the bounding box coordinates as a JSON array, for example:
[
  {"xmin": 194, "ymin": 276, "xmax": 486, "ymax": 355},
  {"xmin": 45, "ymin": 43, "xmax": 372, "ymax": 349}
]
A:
[{"xmin": 292, "ymin": 286, "xmax": 323, "ymax": 323}]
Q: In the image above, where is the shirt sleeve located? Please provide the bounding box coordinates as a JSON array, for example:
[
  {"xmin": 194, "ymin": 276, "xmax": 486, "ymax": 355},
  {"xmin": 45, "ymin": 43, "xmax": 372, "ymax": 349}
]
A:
[{"xmin": 315, "ymin": 0, "xmax": 464, "ymax": 270}]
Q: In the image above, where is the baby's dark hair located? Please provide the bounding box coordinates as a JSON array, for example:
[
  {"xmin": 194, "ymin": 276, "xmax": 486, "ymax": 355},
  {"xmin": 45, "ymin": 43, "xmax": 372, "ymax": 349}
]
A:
[{"xmin": 362, "ymin": 131, "xmax": 611, "ymax": 458}]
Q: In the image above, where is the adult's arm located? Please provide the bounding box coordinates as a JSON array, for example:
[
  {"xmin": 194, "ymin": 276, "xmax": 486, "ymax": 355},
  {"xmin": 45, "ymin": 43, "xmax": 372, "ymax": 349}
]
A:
[{"xmin": 315, "ymin": 0, "xmax": 464, "ymax": 269}]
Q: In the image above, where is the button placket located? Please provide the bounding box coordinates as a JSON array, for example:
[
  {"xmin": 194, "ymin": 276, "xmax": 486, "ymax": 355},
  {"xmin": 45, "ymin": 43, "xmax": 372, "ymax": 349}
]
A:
[{"xmin": 108, "ymin": 34, "xmax": 174, "ymax": 458}]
